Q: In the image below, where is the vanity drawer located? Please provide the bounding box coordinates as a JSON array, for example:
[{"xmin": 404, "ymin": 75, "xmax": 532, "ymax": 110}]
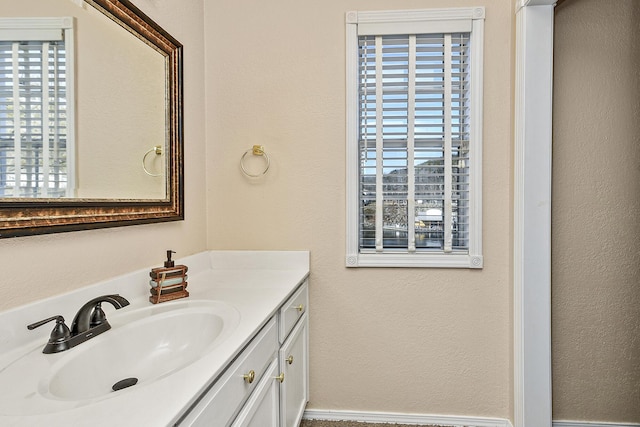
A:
[
  {"xmin": 279, "ymin": 281, "xmax": 308, "ymax": 343},
  {"xmin": 179, "ymin": 317, "xmax": 278, "ymax": 427}
]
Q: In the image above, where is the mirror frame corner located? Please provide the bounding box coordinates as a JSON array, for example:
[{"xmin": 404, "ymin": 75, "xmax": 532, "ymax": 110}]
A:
[{"xmin": 0, "ymin": 0, "xmax": 184, "ymax": 239}]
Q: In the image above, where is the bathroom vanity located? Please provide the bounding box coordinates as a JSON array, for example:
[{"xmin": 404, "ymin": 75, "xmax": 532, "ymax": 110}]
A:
[
  {"xmin": 0, "ymin": 251, "xmax": 309, "ymax": 427},
  {"xmin": 179, "ymin": 275, "xmax": 308, "ymax": 426}
]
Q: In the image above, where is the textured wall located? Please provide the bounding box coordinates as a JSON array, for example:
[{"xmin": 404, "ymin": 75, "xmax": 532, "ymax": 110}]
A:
[
  {"xmin": 552, "ymin": 0, "xmax": 640, "ymax": 421},
  {"xmin": 205, "ymin": 0, "xmax": 514, "ymax": 419},
  {"xmin": 0, "ymin": 0, "xmax": 208, "ymax": 310}
]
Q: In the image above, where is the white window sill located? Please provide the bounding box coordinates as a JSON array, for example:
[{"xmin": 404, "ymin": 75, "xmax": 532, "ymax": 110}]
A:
[{"xmin": 346, "ymin": 253, "xmax": 483, "ymax": 269}]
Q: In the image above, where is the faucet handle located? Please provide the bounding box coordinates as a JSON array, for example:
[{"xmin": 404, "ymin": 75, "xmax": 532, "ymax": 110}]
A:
[
  {"xmin": 27, "ymin": 315, "xmax": 72, "ymax": 343},
  {"xmin": 90, "ymin": 303, "xmax": 107, "ymax": 328}
]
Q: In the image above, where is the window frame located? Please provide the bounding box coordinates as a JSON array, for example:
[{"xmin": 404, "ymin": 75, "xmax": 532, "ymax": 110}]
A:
[
  {"xmin": 0, "ymin": 17, "xmax": 76, "ymax": 198},
  {"xmin": 345, "ymin": 8, "xmax": 484, "ymax": 268}
]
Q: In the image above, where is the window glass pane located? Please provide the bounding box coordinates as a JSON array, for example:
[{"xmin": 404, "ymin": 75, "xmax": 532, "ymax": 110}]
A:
[
  {"xmin": 358, "ymin": 32, "xmax": 471, "ymax": 253},
  {"xmin": 383, "ymin": 200, "xmax": 407, "ymax": 248}
]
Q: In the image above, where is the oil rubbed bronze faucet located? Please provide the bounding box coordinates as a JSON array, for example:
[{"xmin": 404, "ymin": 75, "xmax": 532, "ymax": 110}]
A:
[{"xmin": 27, "ymin": 294, "xmax": 130, "ymax": 354}]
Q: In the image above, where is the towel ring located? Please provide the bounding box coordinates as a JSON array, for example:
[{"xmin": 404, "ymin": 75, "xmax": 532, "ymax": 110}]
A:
[
  {"xmin": 240, "ymin": 145, "xmax": 270, "ymax": 178},
  {"xmin": 142, "ymin": 145, "xmax": 163, "ymax": 177}
]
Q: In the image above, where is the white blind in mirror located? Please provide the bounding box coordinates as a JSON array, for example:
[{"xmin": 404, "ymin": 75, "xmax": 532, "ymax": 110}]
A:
[{"xmin": 0, "ymin": 18, "xmax": 74, "ymax": 198}]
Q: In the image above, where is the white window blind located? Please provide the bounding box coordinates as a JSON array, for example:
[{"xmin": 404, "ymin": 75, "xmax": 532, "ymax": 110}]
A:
[
  {"xmin": 0, "ymin": 18, "xmax": 74, "ymax": 198},
  {"xmin": 359, "ymin": 33, "xmax": 471, "ymax": 253},
  {"xmin": 346, "ymin": 8, "xmax": 484, "ymax": 268}
]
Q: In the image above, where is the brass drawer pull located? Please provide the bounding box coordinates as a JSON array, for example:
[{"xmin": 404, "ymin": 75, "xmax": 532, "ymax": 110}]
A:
[
  {"xmin": 295, "ymin": 304, "xmax": 304, "ymax": 312},
  {"xmin": 286, "ymin": 355, "xmax": 294, "ymax": 365},
  {"xmin": 276, "ymin": 372, "xmax": 285, "ymax": 383},
  {"xmin": 243, "ymin": 370, "xmax": 255, "ymax": 384}
]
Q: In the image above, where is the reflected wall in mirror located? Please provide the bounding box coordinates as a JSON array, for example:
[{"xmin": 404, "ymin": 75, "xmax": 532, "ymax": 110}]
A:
[{"xmin": 0, "ymin": 0, "xmax": 183, "ymax": 237}]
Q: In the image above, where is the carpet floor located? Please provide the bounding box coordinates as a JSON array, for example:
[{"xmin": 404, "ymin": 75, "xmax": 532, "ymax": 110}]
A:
[{"xmin": 300, "ymin": 420, "xmax": 445, "ymax": 427}]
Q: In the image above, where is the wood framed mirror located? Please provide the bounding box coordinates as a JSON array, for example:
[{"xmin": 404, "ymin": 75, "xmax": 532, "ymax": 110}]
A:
[{"xmin": 0, "ymin": 0, "xmax": 183, "ymax": 238}]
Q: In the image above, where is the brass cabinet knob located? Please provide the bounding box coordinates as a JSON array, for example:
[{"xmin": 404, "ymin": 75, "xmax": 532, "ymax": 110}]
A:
[
  {"xmin": 276, "ymin": 372, "xmax": 285, "ymax": 383},
  {"xmin": 295, "ymin": 304, "xmax": 304, "ymax": 312},
  {"xmin": 243, "ymin": 370, "xmax": 255, "ymax": 384},
  {"xmin": 286, "ymin": 355, "xmax": 294, "ymax": 365}
]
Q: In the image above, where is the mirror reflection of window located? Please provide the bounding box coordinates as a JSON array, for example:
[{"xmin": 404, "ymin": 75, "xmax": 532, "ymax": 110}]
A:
[{"xmin": 0, "ymin": 18, "xmax": 75, "ymax": 198}]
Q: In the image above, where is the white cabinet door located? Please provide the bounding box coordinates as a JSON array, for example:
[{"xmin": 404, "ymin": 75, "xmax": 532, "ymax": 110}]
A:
[
  {"xmin": 279, "ymin": 313, "xmax": 308, "ymax": 427},
  {"xmin": 232, "ymin": 358, "xmax": 280, "ymax": 427}
]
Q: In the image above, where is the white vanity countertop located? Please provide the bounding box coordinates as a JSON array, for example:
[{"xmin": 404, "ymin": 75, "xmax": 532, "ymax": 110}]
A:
[{"xmin": 0, "ymin": 250, "xmax": 309, "ymax": 427}]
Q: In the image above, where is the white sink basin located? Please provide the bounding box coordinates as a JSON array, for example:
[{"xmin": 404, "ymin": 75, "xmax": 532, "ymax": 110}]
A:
[{"xmin": 0, "ymin": 299, "xmax": 240, "ymax": 415}]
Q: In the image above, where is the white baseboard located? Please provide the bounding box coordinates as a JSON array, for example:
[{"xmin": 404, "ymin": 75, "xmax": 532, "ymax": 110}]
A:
[
  {"xmin": 302, "ymin": 409, "xmax": 513, "ymax": 427},
  {"xmin": 553, "ymin": 422, "xmax": 640, "ymax": 427}
]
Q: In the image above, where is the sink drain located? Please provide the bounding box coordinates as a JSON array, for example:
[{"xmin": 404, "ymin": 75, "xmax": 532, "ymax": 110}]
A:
[{"xmin": 112, "ymin": 377, "xmax": 138, "ymax": 392}]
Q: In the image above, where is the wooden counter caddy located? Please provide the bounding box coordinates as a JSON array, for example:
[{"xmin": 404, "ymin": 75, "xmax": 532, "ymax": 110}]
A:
[{"xmin": 149, "ymin": 265, "xmax": 189, "ymax": 304}]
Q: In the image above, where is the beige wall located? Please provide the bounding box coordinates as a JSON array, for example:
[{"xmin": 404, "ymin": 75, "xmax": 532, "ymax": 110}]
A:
[
  {"xmin": 0, "ymin": 0, "xmax": 207, "ymax": 310},
  {"xmin": 552, "ymin": 0, "xmax": 640, "ymax": 422},
  {"xmin": 205, "ymin": 0, "xmax": 514, "ymax": 419}
]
